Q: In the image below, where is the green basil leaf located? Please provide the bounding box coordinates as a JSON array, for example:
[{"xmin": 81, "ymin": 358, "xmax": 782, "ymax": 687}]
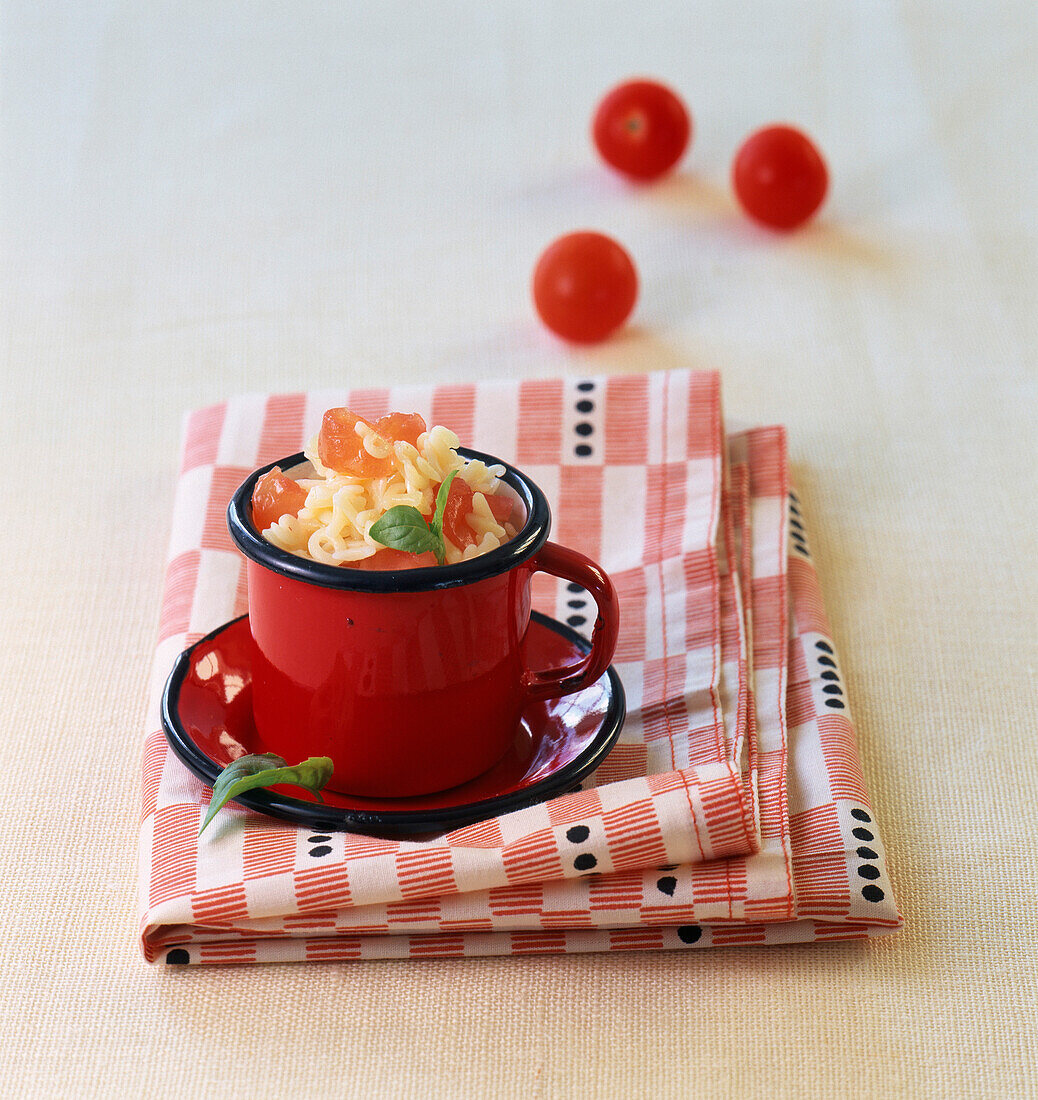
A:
[
  {"xmin": 198, "ymin": 753, "xmax": 335, "ymax": 835},
  {"xmin": 369, "ymin": 505, "xmax": 443, "ymax": 561},
  {"xmin": 429, "ymin": 469, "xmax": 459, "ymax": 541}
]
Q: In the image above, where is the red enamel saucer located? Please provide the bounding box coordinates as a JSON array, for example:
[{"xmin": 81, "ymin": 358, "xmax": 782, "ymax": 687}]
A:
[{"xmin": 161, "ymin": 613, "xmax": 625, "ymax": 836}]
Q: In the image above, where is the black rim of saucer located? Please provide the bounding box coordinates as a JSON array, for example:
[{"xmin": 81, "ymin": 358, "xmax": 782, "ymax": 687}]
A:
[
  {"xmin": 160, "ymin": 611, "xmax": 626, "ymax": 837},
  {"xmin": 227, "ymin": 447, "xmax": 552, "ymax": 592}
]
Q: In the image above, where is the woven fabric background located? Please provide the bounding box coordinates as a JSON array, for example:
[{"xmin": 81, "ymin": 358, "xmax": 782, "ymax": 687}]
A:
[{"xmin": 1, "ymin": 1, "xmax": 1035, "ymax": 1096}]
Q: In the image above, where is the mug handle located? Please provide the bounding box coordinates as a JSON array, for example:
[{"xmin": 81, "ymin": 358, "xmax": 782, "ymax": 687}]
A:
[{"xmin": 522, "ymin": 541, "xmax": 620, "ymax": 701}]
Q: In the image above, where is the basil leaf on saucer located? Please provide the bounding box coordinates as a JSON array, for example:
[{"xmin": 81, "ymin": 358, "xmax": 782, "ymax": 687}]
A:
[
  {"xmin": 369, "ymin": 505, "xmax": 443, "ymax": 562},
  {"xmin": 199, "ymin": 753, "xmax": 334, "ymax": 836}
]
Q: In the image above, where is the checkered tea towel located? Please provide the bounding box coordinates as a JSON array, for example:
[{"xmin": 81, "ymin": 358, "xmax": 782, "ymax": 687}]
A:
[{"xmin": 139, "ymin": 370, "xmax": 901, "ymax": 964}]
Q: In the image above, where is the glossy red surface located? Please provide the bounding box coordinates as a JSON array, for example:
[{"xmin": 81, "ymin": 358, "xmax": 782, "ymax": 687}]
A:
[
  {"xmin": 248, "ymin": 559, "xmax": 531, "ymax": 796},
  {"xmin": 522, "ymin": 542, "xmax": 619, "ymax": 700},
  {"xmin": 175, "ymin": 615, "xmax": 616, "ymax": 813},
  {"xmin": 246, "ymin": 540, "xmax": 619, "ymax": 798}
]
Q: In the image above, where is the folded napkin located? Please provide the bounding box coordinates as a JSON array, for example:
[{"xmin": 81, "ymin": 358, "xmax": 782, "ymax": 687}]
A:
[{"xmin": 139, "ymin": 370, "xmax": 901, "ymax": 964}]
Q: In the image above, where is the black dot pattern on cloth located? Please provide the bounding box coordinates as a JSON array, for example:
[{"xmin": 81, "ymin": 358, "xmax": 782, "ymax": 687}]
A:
[
  {"xmin": 850, "ymin": 809, "xmax": 884, "ymax": 903},
  {"xmin": 572, "ymin": 383, "xmax": 595, "ymax": 458},
  {"xmin": 656, "ymin": 876, "xmax": 677, "ymax": 896},
  {"xmin": 564, "ymin": 824, "xmax": 598, "ymax": 872},
  {"xmin": 677, "ymin": 926, "xmax": 702, "ymax": 944},
  {"xmin": 561, "ymin": 387, "xmax": 599, "ymax": 623},
  {"xmin": 815, "ymin": 641, "xmax": 847, "ymax": 709},
  {"xmin": 788, "ymin": 493, "xmax": 810, "ymax": 558},
  {"xmin": 166, "ymin": 949, "xmax": 190, "ymax": 965},
  {"xmin": 308, "ymin": 834, "xmax": 333, "ymax": 858}
]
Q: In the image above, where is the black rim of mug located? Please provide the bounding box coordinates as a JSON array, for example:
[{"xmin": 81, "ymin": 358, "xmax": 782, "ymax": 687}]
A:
[{"xmin": 227, "ymin": 447, "xmax": 552, "ymax": 592}]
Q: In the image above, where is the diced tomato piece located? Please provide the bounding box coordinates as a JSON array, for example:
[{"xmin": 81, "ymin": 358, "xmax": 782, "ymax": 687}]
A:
[
  {"xmin": 435, "ymin": 477, "xmax": 477, "ymax": 549},
  {"xmin": 251, "ymin": 467, "xmax": 308, "ymax": 531},
  {"xmin": 430, "ymin": 481, "xmax": 514, "ymax": 549},
  {"xmin": 374, "ymin": 411, "xmax": 426, "ymax": 448},
  {"xmin": 349, "ymin": 548, "xmax": 438, "ymax": 571},
  {"xmin": 317, "ymin": 407, "xmax": 394, "ymax": 477},
  {"xmin": 485, "ymin": 490, "xmax": 515, "ymax": 526},
  {"xmin": 316, "ymin": 408, "xmax": 428, "ymax": 477}
]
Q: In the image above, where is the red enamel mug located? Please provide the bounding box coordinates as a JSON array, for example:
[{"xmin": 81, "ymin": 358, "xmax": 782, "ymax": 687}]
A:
[{"xmin": 227, "ymin": 449, "xmax": 620, "ymax": 798}]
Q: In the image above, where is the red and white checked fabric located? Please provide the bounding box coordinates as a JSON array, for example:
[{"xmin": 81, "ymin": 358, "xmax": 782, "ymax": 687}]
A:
[{"xmin": 139, "ymin": 371, "xmax": 901, "ymax": 964}]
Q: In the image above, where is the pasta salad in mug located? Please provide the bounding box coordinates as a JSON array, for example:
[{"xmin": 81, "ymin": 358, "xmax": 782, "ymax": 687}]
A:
[{"xmin": 252, "ymin": 407, "xmax": 519, "ymax": 570}]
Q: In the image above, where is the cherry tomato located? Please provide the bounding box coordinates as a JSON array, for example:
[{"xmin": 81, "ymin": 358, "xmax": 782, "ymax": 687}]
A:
[
  {"xmin": 532, "ymin": 231, "xmax": 638, "ymax": 344},
  {"xmin": 592, "ymin": 79, "xmax": 691, "ymax": 182},
  {"xmin": 732, "ymin": 125, "xmax": 828, "ymax": 230},
  {"xmin": 251, "ymin": 467, "xmax": 308, "ymax": 531}
]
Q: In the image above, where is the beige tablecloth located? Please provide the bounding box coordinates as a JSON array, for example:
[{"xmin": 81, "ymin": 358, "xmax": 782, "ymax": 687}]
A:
[{"xmin": 2, "ymin": 1, "xmax": 1035, "ymax": 1096}]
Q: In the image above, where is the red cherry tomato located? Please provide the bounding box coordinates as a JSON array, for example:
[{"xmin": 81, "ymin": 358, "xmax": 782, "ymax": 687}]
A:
[
  {"xmin": 592, "ymin": 79, "xmax": 691, "ymax": 182},
  {"xmin": 251, "ymin": 467, "xmax": 308, "ymax": 531},
  {"xmin": 532, "ymin": 231, "xmax": 638, "ymax": 344},
  {"xmin": 732, "ymin": 125, "xmax": 828, "ymax": 230}
]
